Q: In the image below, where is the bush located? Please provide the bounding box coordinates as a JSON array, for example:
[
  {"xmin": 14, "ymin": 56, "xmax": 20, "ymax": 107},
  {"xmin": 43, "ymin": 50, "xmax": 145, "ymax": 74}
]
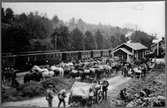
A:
[
  {"xmin": 2, "ymin": 77, "xmax": 74, "ymax": 103},
  {"xmin": 22, "ymin": 81, "xmax": 45, "ymax": 97},
  {"xmin": 1, "ymin": 87, "xmax": 19, "ymax": 102},
  {"xmin": 154, "ymin": 63, "xmax": 165, "ymax": 70},
  {"xmin": 41, "ymin": 77, "xmax": 74, "ymax": 92}
]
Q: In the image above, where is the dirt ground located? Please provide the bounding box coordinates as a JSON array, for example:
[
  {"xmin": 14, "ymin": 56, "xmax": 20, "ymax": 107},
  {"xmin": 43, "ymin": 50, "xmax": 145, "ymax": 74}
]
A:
[{"xmin": 2, "ymin": 75, "xmax": 131, "ymax": 108}]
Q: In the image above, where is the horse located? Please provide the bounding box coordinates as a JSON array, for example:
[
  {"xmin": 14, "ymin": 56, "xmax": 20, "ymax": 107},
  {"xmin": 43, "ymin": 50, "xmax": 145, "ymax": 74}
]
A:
[
  {"xmin": 111, "ymin": 62, "xmax": 121, "ymax": 74},
  {"xmin": 92, "ymin": 65, "xmax": 105, "ymax": 80},
  {"xmin": 41, "ymin": 68, "xmax": 54, "ymax": 79},
  {"xmin": 63, "ymin": 62, "xmax": 74, "ymax": 76},
  {"xmin": 70, "ymin": 69, "xmax": 80, "ymax": 79},
  {"xmin": 102, "ymin": 65, "xmax": 112, "ymax": 77},
  {"xmin": 80, "ymin": 69, "xmax": 92, "ymax": 81},
  {"xmin": 31, "ymin": 65, "xmax": 43, "ymax": 72},
  {"xmin": 50, "ymin": 65, "xmax": 64, "ymax": 77},
  {"xmin": 133, "ymin": 67, "xmax": 143, "ymax": 79},
  {"xmin": 121, "ymin": 65, "xmax": 128, "ymax": 77},
  {"xmin": 23, "ymin": 71, "xmax": 43, "ymax": 83}
]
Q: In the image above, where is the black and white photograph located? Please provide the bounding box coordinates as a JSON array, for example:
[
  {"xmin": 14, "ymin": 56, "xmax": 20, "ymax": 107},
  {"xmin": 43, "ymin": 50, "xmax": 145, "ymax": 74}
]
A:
[{"xmin": 1, "ymin": 1, "xmax": 165, "ymax": 108}]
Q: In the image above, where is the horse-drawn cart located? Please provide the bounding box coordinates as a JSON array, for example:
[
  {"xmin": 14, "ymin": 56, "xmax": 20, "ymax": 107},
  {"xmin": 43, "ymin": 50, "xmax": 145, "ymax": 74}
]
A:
[{"xmin": 69, "ymin": 81, "xmax": 104, "ymax": 107}]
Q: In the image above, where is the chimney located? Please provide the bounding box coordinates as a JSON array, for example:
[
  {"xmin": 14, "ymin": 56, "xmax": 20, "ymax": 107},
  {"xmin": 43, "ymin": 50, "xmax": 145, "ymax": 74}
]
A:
[{"xmin": 125, "ymin": 31, "xmax": 133, "ymax": 43}]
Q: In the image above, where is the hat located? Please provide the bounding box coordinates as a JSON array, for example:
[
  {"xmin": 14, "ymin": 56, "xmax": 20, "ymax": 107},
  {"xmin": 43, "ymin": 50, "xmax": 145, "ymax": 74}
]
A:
[
  {"xmin": 60, "ymin": 89, "xmax": 66, "ymax": 93},
  {"xmin": 48, "ymin": 84, "xmax": 53, "ymax": 88},
  {"xmin": 134, "ymin": 93, "xmax": 140, "ymax": 98}
]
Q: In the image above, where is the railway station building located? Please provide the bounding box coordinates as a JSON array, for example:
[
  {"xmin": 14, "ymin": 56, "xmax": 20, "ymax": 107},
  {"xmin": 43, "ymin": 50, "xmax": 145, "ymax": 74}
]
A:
[
  {"xmin": 112, "ymin": 42, "xmax": 148, "ymax": 63},
  {"xmin": 151, "ymin": 37, "xmax": 165, "ymax": 58}
]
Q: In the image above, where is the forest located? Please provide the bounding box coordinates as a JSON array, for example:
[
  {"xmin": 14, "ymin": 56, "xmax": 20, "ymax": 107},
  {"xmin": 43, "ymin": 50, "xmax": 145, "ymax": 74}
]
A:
[{"xmin": 2, "ymin": 8, "xmax": 156, "ymax": 53}]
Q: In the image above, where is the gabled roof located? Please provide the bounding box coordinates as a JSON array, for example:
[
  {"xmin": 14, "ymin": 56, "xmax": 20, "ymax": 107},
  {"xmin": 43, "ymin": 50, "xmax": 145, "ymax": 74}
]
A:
[
  {"xmin": 124, "ymin": 42, "xmax": 148, "ymax": 50},
  {"xmin": 113, "ymin": 48, "xmax": 133, "ymax": 55},
  {"xmin": 113, "ymin": 42, "xmax": 148, "ymax": 51}
]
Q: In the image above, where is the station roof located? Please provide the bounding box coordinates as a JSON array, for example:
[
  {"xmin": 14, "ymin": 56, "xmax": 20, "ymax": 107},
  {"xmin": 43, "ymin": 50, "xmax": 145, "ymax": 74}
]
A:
[
  {"xmin": 113, "ymin": 42, "xmax": 148, "ymax": 51},
  {"xmin": 113, "ymin": 48, "xmax": 133, "ymax": 55},
  {"xmin": 124, "ymin": 42, "xmax": 148, "ymax": 50}
]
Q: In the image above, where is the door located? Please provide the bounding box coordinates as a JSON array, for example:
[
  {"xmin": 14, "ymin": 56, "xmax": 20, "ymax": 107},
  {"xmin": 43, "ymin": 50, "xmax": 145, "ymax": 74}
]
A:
[{"xmin": 62, "ymin": 53, "xmax": 67, "ymax": 61}]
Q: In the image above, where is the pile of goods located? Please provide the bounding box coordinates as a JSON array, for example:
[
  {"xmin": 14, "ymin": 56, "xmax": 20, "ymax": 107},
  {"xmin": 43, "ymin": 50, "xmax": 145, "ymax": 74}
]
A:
[
  {"xmin": 69, "ymin": 81, "xmax": 93, "ymax": 106},
  {"xmin": 114, "ymin": 70, "xmax": 165, "ymax": 107},
  {"xmin": 69, "ymin": 81, "xmax": 104, "ymax": 107}
]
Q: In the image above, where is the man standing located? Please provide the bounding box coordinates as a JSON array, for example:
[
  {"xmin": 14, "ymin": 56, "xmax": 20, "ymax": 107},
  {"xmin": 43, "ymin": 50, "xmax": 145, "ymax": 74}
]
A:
[
  {"xmin": 102, "ymin": 79, "xmax": 109, "ymax": 100},
  {"xmin": 46, "ymin": 85, "xmax": 55, "ymax": 107},
  {"xmin": 120, "ymin": 88, "xmax": 128, "ymax": 102},
  {"xmin": 58, "ymin": 89, "xmax": 67, "ymax": 108},
  {"xmin": 88, "ymin": 87, "xmax": 95, "ymax": 105},
  {"xmin": 89, "ymin": 80, "xmax": 101, "ymax": 104}
]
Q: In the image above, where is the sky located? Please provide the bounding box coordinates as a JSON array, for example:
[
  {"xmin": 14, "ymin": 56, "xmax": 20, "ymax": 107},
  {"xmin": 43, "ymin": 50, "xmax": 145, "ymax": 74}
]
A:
[{"xmin": 2, "ymin": 2, "xmax": 165, "ymax": 40}]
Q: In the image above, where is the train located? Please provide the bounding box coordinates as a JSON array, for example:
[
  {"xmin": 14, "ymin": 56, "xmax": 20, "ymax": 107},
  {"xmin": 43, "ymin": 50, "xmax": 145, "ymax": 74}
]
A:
[{"xmin": 2, "ymin": 49, "xmax": 113, "ymax": 71}]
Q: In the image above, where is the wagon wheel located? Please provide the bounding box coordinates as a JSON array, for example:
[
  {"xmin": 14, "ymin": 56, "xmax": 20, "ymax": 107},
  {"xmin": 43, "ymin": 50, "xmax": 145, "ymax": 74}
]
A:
[{"xmin": 97, "ymin": 91, "xmax": 104, "ymax": 104}]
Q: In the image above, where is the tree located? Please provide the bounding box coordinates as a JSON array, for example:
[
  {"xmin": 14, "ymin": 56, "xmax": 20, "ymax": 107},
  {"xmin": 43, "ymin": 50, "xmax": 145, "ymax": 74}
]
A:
[
  {"xmin": 18, "ymin": 13, "xmax": 27, "ymax": 22},
  {"xmin": 2, "ymin": 24, "xmax": 30, "ymax": 52},
  {"xmin": 120, "ymin": 34, "xmax": 127, "ymax": 43},
  {"xmin": 1, "ymin": 8, "xmax": 6, "ymax": 23},
  {"xmin": 51, "ymin": 26, "xmax": 70, "ymax": 50},
  {"xmin": 95, "ymin": 30, "xmax": 104, "ymax": 49},
  {"xmin": 21, "ymin": 12, "xmax": 53, "ymax": 39},
  {"xmin": 5, "ymin": 8, "xmax": 14, "ymax": 23},
  {"xmin": 51, "ymin": 32, "xmax": 57, "ymax": 50},
  {"xmin": 84, "ymin": 31, "xmax": 96, "ymax": 50},
  {"xmin": 110, "ymin": 36, "xmax": 118, "ymax": 48},
  {"xmin": 131, "ymin": 31, "xmax": 156, "ymax": 48},
  {"xmin": 2, "ymin": 8, "xmax": 54, "ymax": 52},
  {"xmin": 70, "ymin": 28, "xmax": 84, "ymax": 50},
  {"xmin": 52, "ymin": 15, "xmax": 60, "ymax": 29}
]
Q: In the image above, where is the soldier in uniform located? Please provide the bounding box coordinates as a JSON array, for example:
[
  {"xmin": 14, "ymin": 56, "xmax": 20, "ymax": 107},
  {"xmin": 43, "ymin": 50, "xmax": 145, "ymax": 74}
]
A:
[
  {"xmin": 46, "ymin": 85, "xmax": 55, "ymax": 107},
  {"xmin": 58, "ymin": 89, "xmax": 67, "ymax": 108},
  {"xmin": 102, "ymin": 79, "xmax": 109, "ymax": 99},
  {"xmin": 120, "ymin": 88, "xmax": 129, "ymax": 103},
  {"xmin": 88, "ymin": 87, "xmax": 95, "ymax": 105}
]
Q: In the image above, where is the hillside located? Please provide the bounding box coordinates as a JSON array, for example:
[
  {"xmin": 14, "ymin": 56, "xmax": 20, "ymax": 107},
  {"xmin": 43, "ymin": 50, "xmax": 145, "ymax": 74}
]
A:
[
  {"xmin": 2, "ymin": 8, "xmax": 154, "ymax": 52},
  {"xmin": 52, "ymin": 17, "xmax": 134, "ymax": 38}
]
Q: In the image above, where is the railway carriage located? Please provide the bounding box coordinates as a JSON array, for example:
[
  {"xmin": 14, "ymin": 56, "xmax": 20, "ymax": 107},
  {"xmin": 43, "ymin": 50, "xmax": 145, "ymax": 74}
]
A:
[
  {"xmin": 71, "ymin": 51, "xmax": 79, "ymax": 61},
  {"xmin": 81, "ymin": 51, "xmax": 91, "ymax": 60},
  {"xmin": 2, "ymin": 49, "xmax": 112, "ymax": 71},
  {"xmin": 62, "ymin": 51, "xmax": 79, "ymax": 62},
  {"xmin": 45, "ymin": 52, "xmax": 62, "ymax": 65},
  {"xmin": 102, "ymin": 49, "xmax": 110, "ymax": 57},
  {"xmin": 109, "ymin": 50, "xmax": 112, "ymax": 57},
  {"xmin": 93, "ymin": 50, "xmax": 101, "ymax": 58},
  {"xmin": 100, "ymin": 50, "xmax": 103, "ymax": 57},
  {"xmin": 2, "ymin": 55, "xmax": 16, "ymax": 69}
]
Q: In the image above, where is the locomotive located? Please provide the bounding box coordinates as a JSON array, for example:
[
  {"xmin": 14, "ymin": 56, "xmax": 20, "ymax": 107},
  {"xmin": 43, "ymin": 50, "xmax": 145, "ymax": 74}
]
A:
[{"xmin": 2, "ymin": 49, "xmax": 112, "ymax": 71}]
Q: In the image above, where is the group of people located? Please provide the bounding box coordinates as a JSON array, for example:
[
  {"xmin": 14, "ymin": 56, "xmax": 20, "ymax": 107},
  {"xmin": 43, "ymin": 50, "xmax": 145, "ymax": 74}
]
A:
[
  {"xmin": 2, "ymin": 66, "xmax": 19, "ymax": 88},
  {"xmin": 120, "ymin": 61, "xmax": 150, "ymax": 79},
  {"xmin": 119, "ymin": 88, "xmax": 150, "ymax": 104},
  {"xmin": 88, "ymin": 79, "xmax": 109, "ymax": 104},
  {"xmin": 45, "ymin": 78, "xmax": 110, "ymax": 108},
  {"xmin": 45, "ymin": 85, "xmax": 67, "ymax": 108}
]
